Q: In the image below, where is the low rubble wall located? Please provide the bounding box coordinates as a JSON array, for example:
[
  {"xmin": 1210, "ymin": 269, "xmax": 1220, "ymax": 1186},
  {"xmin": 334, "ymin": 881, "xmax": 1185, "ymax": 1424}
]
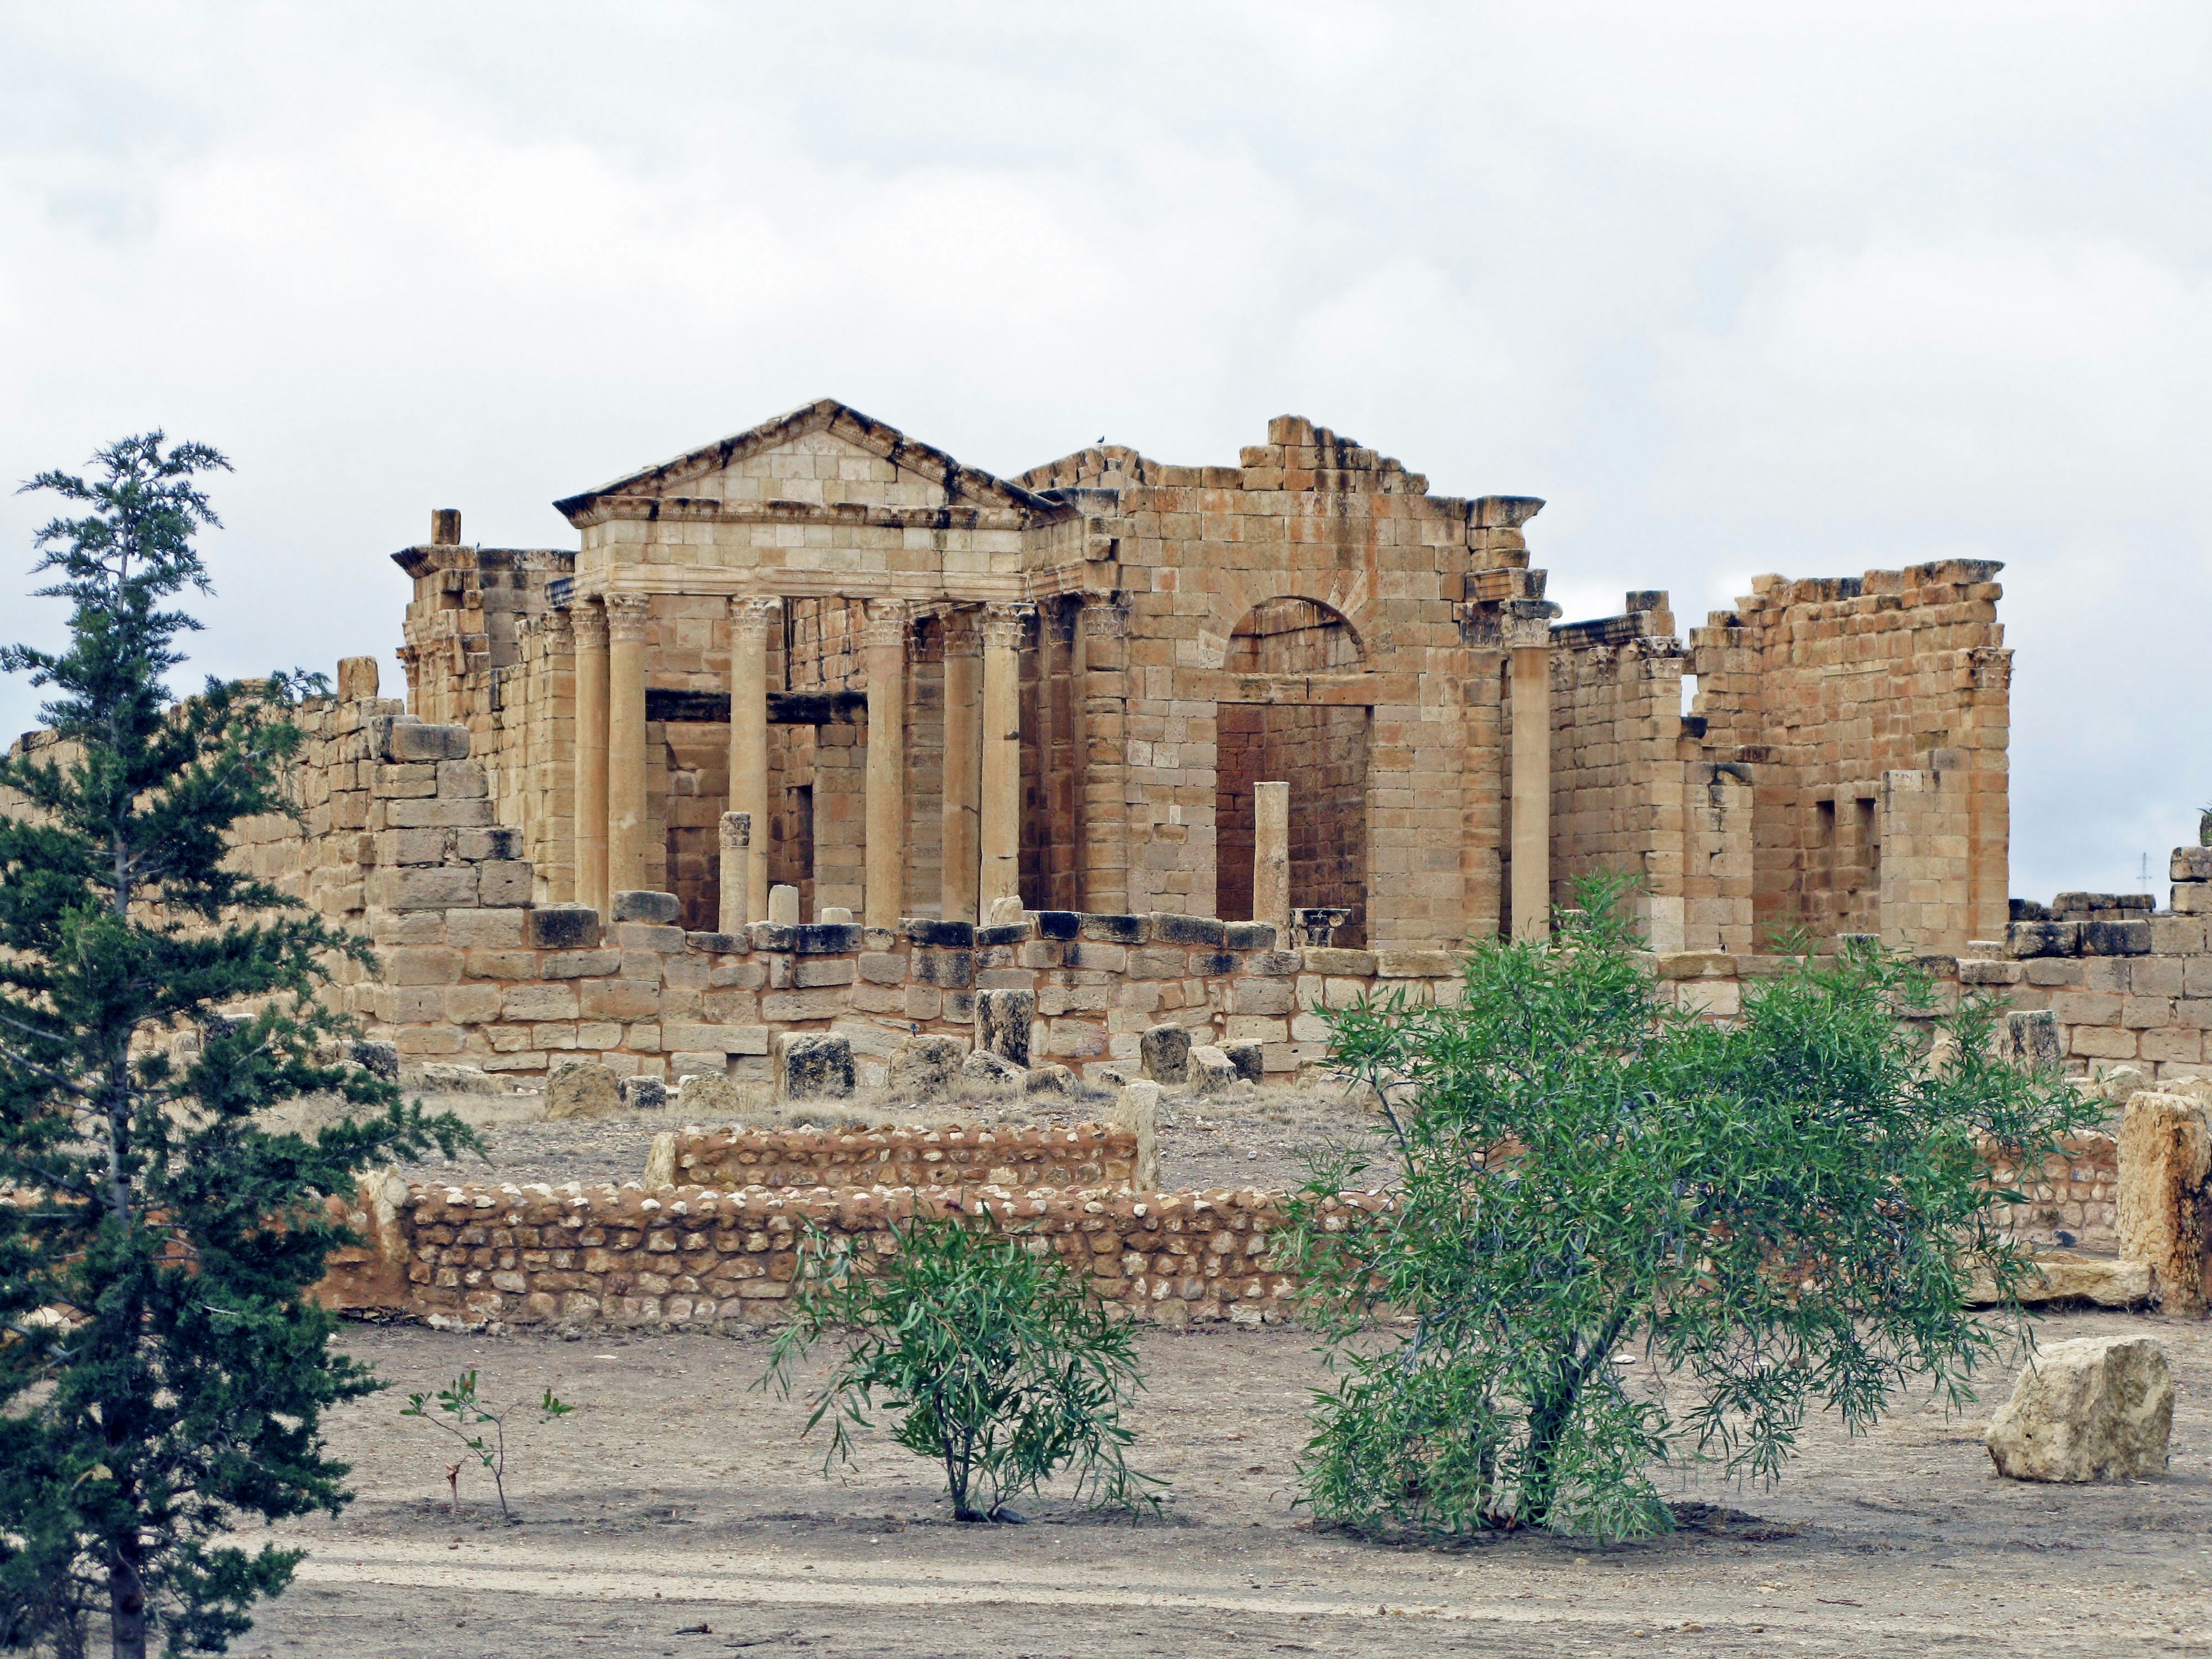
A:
[
  {"xmin": 321, "ymin": 1179, "xmax": 1357, "ymax": 1331},
  {"xmin": 667, "ymin": 1123, "xmax": 1141, "ymax": 1193},
  {"xmin": 1984, "ymin": 1133, "xmax": 2118, "ymax": 1252}
]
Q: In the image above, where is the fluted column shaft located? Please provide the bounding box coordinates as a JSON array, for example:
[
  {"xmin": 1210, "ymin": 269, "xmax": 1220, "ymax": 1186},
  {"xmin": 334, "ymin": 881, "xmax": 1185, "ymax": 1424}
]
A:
[
  {"xmin": 728, "ymin": 597, "xmax": 777, "ymax": 926},
  {"xmin": 572, "ymin": 601, "xmax": 610, "ymax": 915},
  {"xmin": 863, "ymin": 600, "xmax": 909, "ymax": 929},
  {"xmin": 606, "ymin": 594, "xmax": 653, "ymax": 897}
]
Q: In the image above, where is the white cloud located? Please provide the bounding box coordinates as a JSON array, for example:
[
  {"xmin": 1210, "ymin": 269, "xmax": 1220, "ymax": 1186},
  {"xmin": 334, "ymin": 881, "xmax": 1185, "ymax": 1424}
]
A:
[{"xmin": 2, "ymin": 1, "xmax": 2207, "ymax": 897}]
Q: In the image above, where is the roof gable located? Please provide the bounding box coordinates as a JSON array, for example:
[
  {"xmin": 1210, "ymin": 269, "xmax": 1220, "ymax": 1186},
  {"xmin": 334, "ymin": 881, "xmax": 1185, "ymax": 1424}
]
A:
[{"xmin": 553, "ymin": 399, "xmax": 1050, "ymax": 522}]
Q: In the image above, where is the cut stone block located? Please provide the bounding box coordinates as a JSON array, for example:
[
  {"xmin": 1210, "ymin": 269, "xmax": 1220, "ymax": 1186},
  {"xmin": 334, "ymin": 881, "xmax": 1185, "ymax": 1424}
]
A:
[
  {"xmin": 2003, "ymin": 1009, "xmax": 2064, "ymax": 1074},
  {"xmin": 1984, "ymin": 1335, "xmax": 2173, "ymax": 1482},
  {"xmin": 768, "ymin": 884, "xmax": 801, "ymax": 925},
  {"xmin": 675, "ymin": 1073, "xmax": 743, "ymax": 1118},
  {"xmin": 1189, "ymin": 1044, "xmax": 1238, "ymax": 1096},
  {"xmin": 960, "ymin": 1048, "xmax": 1024, "ymax": 1091},
  {"xmin": 527, "ymin": 906, "xmax": 603, "ymax": 950},
  {"xmin": 620, "ymin": 1075, "xmax": 667, "ymax": 1112},
  {"xmin": 1140, "ymin": 1024, "xmax": 1192, "ymax": 1084},
  {"xmin": 349, "ymin": 1039, "xmax": 399, "ymax": 1081},
  {"xmin": 1025, "ymin": 1062, "xmax": 1075, "ymax": 1097},
  {"xmin": 545, "ymin": 1059, "xmax": 623, "ymax": 1121},
  {"xmin": 1221, "ymin": 1040, "xmax": 1266, "ymax": 1084},
  {"xmin": 1111, "ymin": 1081, "xmax": 1162, "ymax": 1191},
  {"xmin": 888, "ymin": 1033, "xmax": 965, "ymax": 1101},
  {"xmin": 975, "ymin": 988, "xmax": 1035, "ymax": 1067},
  {"xmin": 612, "ymin": 890, "xmax": 681, "ymax": 925},
  {"xmin": 2118, "ymin": 1090, "xmax": 2212, "ymax": 1314},
  {"xmin": 774, "ymin": 1032, "xmax": 854, "ymax": 1103}
]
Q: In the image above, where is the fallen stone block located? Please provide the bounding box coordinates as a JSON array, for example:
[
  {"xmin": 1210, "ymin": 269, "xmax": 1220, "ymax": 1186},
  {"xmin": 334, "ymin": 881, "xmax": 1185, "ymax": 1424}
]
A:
[
  {"xmin": 406, "ymin": 1061, "xmax": 499, "ymax": 1096},
  {"xmin": 620, "ymin": 1075, "xmax": 667, "ymax": 1112},
  {"xmin": 349, "ymin": 1039, "xmax": 399, "ymax": 1082},
  {"xmin": 1025, "ymin": 1062, "xmax": 1076, "ymax": 1097},
  {"xmin": 960, "ymin": 1048, "xmax": 1024, "ymax": 1091},
  {"xmin": 775, "ymin": 1031, "xmax": 854, "ymax": 1103},
  {"xmin": 545, "ymin": 1060, "xmax": 623, "ymax": 1121},
  {"xmin": 1189, "ymin": 1044, "xmax": 1239, "ymax": 1096},
  {"xmin": 675, "ymin": 1073, "xmax": 743, "ymax": 1118},
  {"xmin": 889, "ymin": 1033, "xmax": 965, "ymax": 1101},
  {"xmin": 2118, "ymin": 1091, "xmax": 2212, "ymax": 1314},
  {"xmin": 1985, "ymin": 1335, "xmax": 2173, "ymax": 1482},
  {"xmin": 975, "ymin": 988, "xmax": 1036, "ymax": 1067},
  {"xmin": 1221, "ymin": 1040, "xmax": 1266, "ymax": 1084},
  {"xmin": 1967, "ymin": 1250, "xmax": 2151, "ymax": 1307},
  {"xmin": 1140, "ymin": 1024, "xmax": 1192, "ymax": 1084},
  {"xmin": 612, "ymin": 890, "xmax": 681, "ymax": 925},
  {"xmin": 1111, "ymin": 1081, "xmax": 1162, "ymax": 1191}
]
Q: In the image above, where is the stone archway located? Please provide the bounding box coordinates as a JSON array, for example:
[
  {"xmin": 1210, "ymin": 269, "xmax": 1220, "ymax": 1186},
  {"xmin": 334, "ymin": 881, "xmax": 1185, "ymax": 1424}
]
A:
[{"xmin": 1214, "ymin": 598, "xmax": 1369, "ymax": 945}]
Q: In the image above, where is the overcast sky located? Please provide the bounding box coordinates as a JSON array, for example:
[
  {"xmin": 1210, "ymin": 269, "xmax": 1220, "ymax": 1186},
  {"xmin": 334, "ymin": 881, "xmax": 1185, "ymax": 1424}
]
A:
[{"xmin": 3, "ymin": 2, "xmax": 2206, "ymax": 901}]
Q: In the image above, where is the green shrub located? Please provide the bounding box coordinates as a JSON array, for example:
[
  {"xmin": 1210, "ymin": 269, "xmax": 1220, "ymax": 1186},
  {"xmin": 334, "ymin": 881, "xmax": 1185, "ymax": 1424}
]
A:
[
  {"xmin": 764, "ymin": 1211, "xmax": 1157, "ymax": 1522},
  {"xmin": 1279, "ymin": 878, "xmax": 2093, "ymax": 1541}
]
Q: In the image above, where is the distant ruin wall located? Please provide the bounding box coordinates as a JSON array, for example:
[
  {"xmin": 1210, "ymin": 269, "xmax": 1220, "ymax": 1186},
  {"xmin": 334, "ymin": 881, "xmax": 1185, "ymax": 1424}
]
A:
[{"xmin": 669, "ymin": 1124, "xmax": 1140, "ymax": 1194}]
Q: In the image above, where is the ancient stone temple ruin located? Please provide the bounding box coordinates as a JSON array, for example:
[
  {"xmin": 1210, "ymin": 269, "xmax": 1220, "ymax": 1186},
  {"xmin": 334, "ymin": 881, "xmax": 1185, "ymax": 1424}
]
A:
[{"xmin": 392, "ymin": 397, "xmax": 2011, "ymax": 959}]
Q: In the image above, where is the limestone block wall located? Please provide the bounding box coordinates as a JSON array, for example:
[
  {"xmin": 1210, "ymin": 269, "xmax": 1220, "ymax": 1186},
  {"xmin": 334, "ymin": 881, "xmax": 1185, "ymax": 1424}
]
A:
[
  {"xmin": 1685, "ymin": 562, "xmax": 2011, "ymax": 954},
  {"xmin": 669, "ymin": 1124, "xmax": 1139, "ymax": 1192}
]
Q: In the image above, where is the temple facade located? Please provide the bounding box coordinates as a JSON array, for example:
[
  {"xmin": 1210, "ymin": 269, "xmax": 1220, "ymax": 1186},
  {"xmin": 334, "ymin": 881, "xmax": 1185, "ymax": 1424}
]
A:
[{"xmin": 393, "ymin": 399, "xmax": 2012, "ymax": 956}]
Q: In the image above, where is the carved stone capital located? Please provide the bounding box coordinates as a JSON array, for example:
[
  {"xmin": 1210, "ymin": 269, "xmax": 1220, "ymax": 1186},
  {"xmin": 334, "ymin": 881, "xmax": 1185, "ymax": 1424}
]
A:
[
  {"xmin": 979, "ymin": 602, "xmax": 1033, "ymax": 654},
  {"xmin": 862, "ymin": 599, "xmax": 911, "ymax": 652},
  {"xmin": 571, "ymin": 601, "xmax": 609, "ymax": 647},
  {"xmin": 1075, "ymin": 590, "xmax": 1130, "ymax": 639},
  {"xmin": 728, "ymin": 595, "xmax": 781, "ymax": 637},
  {"xmin": 605, "ymin": 593, "xmax": 653, "ymax": 644}
]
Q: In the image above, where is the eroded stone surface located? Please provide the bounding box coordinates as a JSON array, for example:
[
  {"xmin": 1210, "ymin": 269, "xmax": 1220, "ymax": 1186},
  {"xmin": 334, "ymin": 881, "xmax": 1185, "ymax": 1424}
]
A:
[
  {"xmin": 1985, "ymin": 1335, "xmax": 2173, "ymax": 1482},
  {"xmin": 888, "ymin": 1033, "xmax": 964, "ymax": 1101},
  {"xmin": 774, "ymin": 1032, "xmax": 854, "ymax": 1103},
  {"xmin": 544, "ymin": 1059, "xmax": 622, "ymax": 1121}
]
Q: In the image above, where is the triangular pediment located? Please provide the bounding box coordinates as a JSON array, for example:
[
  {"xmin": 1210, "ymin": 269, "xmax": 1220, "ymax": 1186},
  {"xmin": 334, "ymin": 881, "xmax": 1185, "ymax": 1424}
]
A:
[{"xmin": 554, "ymin": 399, "xmax": 1049, "ymax": 522}]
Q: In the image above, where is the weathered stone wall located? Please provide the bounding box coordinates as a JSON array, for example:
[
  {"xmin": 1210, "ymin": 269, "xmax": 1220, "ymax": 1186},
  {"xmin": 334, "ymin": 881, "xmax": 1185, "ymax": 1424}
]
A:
[
  {"xmin": 669, "ymin": 1124, "xmax": 1139, "ymax": 1193},
  {"xmin": 335, "ymin": 1180, "xmax": 1339, "ymax": 1331},
  {"xmin": 1986, "ymin": 1134, "xmax": 2119, "ymax": 1253},
  {"xmin": 1685, "ymin": 562, "xmax": 2011, "ymax": 955}
]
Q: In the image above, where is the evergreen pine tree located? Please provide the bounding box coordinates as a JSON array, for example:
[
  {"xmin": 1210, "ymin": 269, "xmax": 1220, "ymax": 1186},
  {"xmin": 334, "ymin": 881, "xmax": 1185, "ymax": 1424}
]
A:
[{"xmin": 0, "ymin": 434, "xmax": 470, "ymax": 1657}]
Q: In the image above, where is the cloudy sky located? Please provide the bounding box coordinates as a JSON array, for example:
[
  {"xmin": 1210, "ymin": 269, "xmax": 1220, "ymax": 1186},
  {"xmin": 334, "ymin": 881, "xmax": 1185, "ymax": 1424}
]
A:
[{"xmin": 2, "ymin": 2, "xmax": 2206, "ymax": 900}]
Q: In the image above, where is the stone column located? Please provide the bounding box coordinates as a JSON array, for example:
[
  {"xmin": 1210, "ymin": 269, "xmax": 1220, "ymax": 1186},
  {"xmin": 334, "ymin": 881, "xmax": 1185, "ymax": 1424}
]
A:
[
  {"xmin": 728, "ymin": 596, "xmax": 777, "ymax": 925},
  {"xmin": 862, "ymin": 599, "xmax": 909, "ymax": 929},
  {"xmin": 979, "ymin": 604, "xmax": 1029, "ymax": 918},
  {"xmin": 605, "ymin": 593, "xmax": 653, "ymax": 898},
  {"xmin": 940, "ymin": 608, "xmax": 982, "ymax": 923},
  {"xmin": 1076, "ymin": 593, "xmax": 1130, "ymax": 915},
  {"xmin": 718, "ymin": 811, "xmax": 751, "ymax": 935},
  {"xmin": 1253, "ymin": 780, "xmax": 1290, "ymax": 940},
  {"xmin": 1508, "ymin": 615, "xmax": 1552, "ymax": 940},
  {"xmin": 572, "ymin": 600, "xmax": 610, "ymax": 915}
]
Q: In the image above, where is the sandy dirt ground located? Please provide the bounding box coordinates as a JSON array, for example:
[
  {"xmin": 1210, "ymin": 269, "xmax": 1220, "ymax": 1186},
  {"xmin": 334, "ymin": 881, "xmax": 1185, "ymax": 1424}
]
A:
[{"xmin": 209, "ymin": 1309, "xmax": 2212, "ymax": 1659}]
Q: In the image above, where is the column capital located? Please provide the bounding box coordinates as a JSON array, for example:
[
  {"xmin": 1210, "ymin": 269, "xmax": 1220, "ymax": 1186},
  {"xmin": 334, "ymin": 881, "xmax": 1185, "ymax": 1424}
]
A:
[
  {"xmin": 861, "ymin": 599, "xmax": 912, "ymax": 651},
  {"xmin": 606, "ymin": 593, "xmax": 653, "ymax": 643},
  {"xmin": 979, "ymin": 602, "xmax": 1033, "ymax": 652},
  {"xmin": 1502, "ymin": 614, "xmax": 1554, "ymax": 652},
  {"xmin": 538, "ymin": 606, "xmax": 574, "ymax": 645},
  {"xmin": 572, "ymin": 600, "xmax": 609, "ymax": 646},
  {"xmin": 729, "ymin": 594, "xmax": 782, "ymax": 631}
]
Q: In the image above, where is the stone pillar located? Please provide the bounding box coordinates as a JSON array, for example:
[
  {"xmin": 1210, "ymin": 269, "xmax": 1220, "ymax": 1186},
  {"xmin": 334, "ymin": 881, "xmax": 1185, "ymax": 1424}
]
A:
[
  {"xmin": 1253, "ymin": 780, "xmax": 1290, "ymax": 939},
  {"xmin": 605, "ymin": 594, "xmax": 653, "ymax": 898},
  {"xmin": 863, "ymin": 600, "xmax": 909, "ymax": 929},
  {"xmin": 979, "ymin": 604, "xmax": 1029, "ymax": 918},
  {"xmin": 728, "ymin": 596, "xmax": 777, "ymax": 926},
  {"xmin": 717, "ymin": 812, "xmax": 751, "ymax": 935},
  {"xmin": 1508, "ymin": 615, "xmax": 1552, "ymax": 940},
  {"xmin": 940, "ymin": 608, "xmax": 981, "ymax": 923},
  {"xmin": 1076, "ymin": 593, "xmax": 1130, "ymax": 915},
  {"xmin": 572, "ymin": 600, "xmax": 610, "ymax": 915}
]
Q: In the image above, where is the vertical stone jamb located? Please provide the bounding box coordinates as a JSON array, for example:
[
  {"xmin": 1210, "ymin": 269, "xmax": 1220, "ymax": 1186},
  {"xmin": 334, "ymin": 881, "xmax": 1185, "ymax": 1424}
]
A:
[
  {"xmin": 1077, "ymin": 592, "xmax": 1130, "ymax": 916},
  {"xmin": 863, "ymin": 599, "xmax": 910, "ymax": 928},
  {"xmin": 940, "ymin": 608, "xmax": 981, "ymax": 923},
  {"xmin": 718, "ymin": 811, "xmax": 751, "ymax": 935},
  {"xmin": 1508, "ymin": 613, "xmax": 1552, "ymax": 940},
  {"xmin": 979, "ymin": 603, "xmax": 1030, "ymax": 916},
  {"xmin": 1253, "ymin": 780, "xmax": 1290, "ymax": 940},
  {"xmin": 572, "ymin": 599, "xmax": 609, "ymax": 915},
  {"xmin": 605, "ymin": 593, "xmax": 653, "ymax": 898},
  {"xmin": 729, "ymin": 596, "xmax": 778, "ymax": 926}
]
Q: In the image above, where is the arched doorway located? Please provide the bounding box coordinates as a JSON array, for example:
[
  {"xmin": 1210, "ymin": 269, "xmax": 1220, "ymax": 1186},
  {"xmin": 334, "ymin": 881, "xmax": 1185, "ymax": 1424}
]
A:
[{"xmin": 1214, "ymin": 598, "xmax": 1369, "ymax": 945}]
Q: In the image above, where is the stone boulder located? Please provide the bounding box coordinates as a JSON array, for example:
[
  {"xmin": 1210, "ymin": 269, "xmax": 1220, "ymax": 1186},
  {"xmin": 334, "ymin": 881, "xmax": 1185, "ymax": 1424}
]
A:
[
  {"xmin": 1985, "ymin": 1335, "xmax": 2173, "ymax": 1481},
  {"xmin": 1221, "ymin": 1040, "xmax": 1265, "ymax": 1084},
  {"xmin": 1025, "ymin": 1062, "xmax": 1076, "ymax": 1097},
  {"xmin": 975, "ymin": 988, "xmax": 1035, "ymax": 1068},
  {"xmin": 960, "ymin": 1048, "xmax": 1025, "ymax": 1092},
  {"xmin": 408, "ymin": 1061, "xmax": 499, "ymax": 1096},
  {"xmin": 775, "ymin": 1032, "xmax": 854, "ymax": 1103},
  {"xmin": 1139, "ymin": 1024, "xmax": 1192, "ymax": 1085},
  {"xmin": 676, "ymin": 1073, "xmax": 743, "ymax": 1118},
  {"xmin": 349, "ymin": 1040, "xmax": 399, "ymax": 1082},
  {"xmin": 545, "ymin": 1060, "xmax": 623, "ymax": 1121},
  {"xmin": 889, "ymin": 1034, "xmax": 966, "ymax": 1101},
  {"xmin": 1188, "ymin": 1044, "xmax": 1239, "ymax": 1097}
]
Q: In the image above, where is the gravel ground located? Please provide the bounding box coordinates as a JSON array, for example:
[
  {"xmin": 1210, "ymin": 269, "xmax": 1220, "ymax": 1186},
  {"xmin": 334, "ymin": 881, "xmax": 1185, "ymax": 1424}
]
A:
[{"xmin": 210, "ymin": 1309, "xmax": 2212, "ymax": 1658}]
